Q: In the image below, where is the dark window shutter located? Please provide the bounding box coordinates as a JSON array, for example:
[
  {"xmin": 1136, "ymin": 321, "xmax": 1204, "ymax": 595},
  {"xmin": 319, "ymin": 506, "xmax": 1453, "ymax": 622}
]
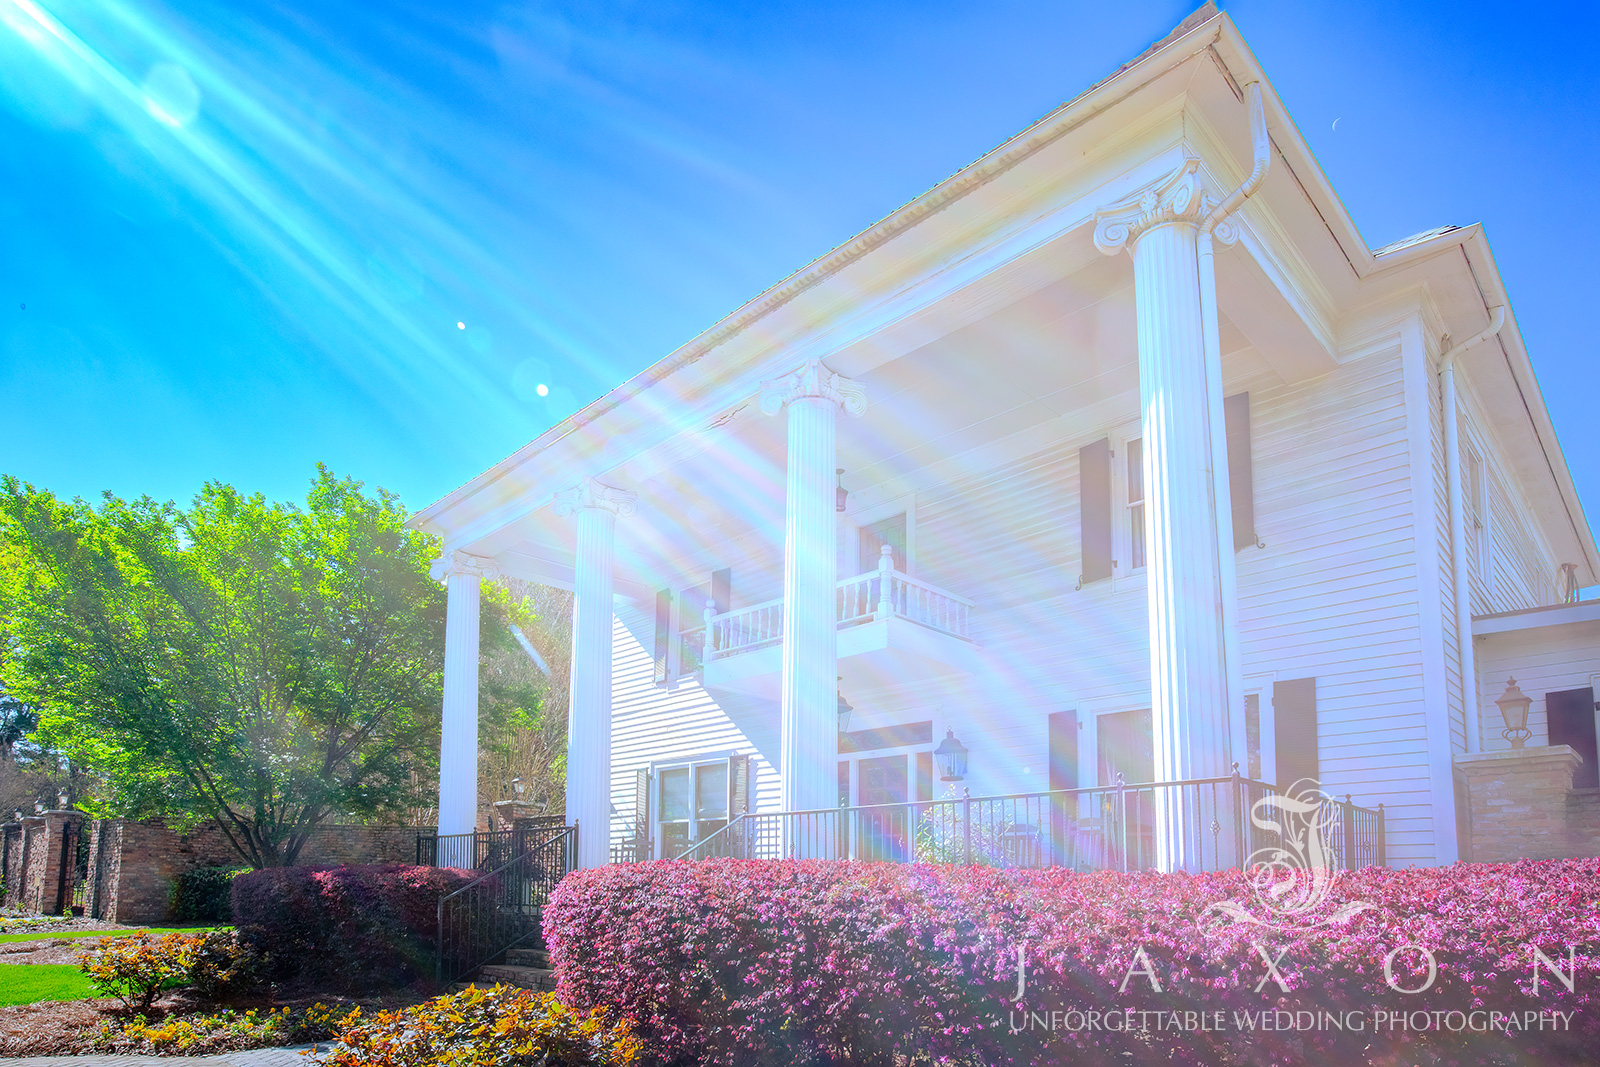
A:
[
  {"xmin": 711, "ymin": 568, "xmax": 732, "ymax": 617},
  {"xmin": 1079, "ymin": 438, "xmax": 1112, "ymax": 584},
  {"xmin": 652, "ymin": 589, "xmax": 672, "ymax": 685},
  {"xmin": 1048, "ymin": 710, "xmax": 1079, "ymax": 792},
  {"xmin": 633, "ymin": 768, "xmax": 651, "ymax": 861},
  {"xmin": 915, "ymin": 751, "xmax": 932, "ymax": 802},
  {"xmin": 731, "ymin": 754, "xmax": 753, "ymax": 815},
  {"xmin": 1546, "ymin": 687, "xmax": 1598, "ymax": 790},
  {"xmin": 1273, "ymin": 678, "xmax": 1318, "ymax": 795},
  {"xmin": 1225, "ymin": 392, "xmax": 1255, "ymax": 551}
]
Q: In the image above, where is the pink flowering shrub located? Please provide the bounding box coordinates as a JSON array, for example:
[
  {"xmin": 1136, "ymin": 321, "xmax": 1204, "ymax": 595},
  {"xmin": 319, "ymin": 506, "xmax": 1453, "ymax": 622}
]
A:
[
  {"xmin": 233, "ymin": 863, "xmax": 480, "ymax": 990},
  {"xmin": 544, "ymin": 858, "xmax": 1600, "ymax": 1067}
]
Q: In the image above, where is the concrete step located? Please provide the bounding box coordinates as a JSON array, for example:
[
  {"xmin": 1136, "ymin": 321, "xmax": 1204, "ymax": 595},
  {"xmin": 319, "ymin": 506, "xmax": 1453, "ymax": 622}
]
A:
[
  {"xmin": 504, "ymin": 947, "xmax": 550, "ymax": 968},
  {"xmin": 477, "ymin": 963, "xmax": 558, "ymax": 992}
]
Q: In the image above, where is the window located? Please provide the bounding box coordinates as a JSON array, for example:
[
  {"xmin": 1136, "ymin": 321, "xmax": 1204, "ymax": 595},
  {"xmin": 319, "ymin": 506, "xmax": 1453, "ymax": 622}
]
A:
[
  {"xmin": 657, "ymin": 758, "xmax": 733, "ymax": 858},
  {"xmin": 1125, "ymin": 438, "xmax": 1146, "ymax": 572},
  {"xmin": 1465, "ymin": 449, "xmax": 1487, "ymax": 574},
  {"xmin": 1243, "ymin": 693, "xmax": 1261, "ymax": 780},
  {"xmin": 652, "ymin": 569, "xmax": 730, "ymax": 687}
]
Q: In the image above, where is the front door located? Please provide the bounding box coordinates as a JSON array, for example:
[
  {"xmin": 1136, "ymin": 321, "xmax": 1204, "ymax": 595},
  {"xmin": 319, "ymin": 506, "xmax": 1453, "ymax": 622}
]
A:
[
  {"xmin": 1097, "ymin": 709, "xmax": 1155, "ymax": 870},
  {"xmin": 857, "ymin": 754, "xmax": 909, "ymax": 861},
  {"xmin": 1547, "ymin": 687, "xmax": 1599, "ymax": 790}
]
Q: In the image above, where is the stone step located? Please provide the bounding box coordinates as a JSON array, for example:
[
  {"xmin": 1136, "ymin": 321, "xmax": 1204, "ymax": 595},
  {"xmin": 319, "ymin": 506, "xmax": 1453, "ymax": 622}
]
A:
[
  {"xmin": 504, "ymin": 946, "xmax": 550, "ymax": 968},
  {"xmin": 477, "ymin": 963, "xmax": 558, "ymax": 992}
]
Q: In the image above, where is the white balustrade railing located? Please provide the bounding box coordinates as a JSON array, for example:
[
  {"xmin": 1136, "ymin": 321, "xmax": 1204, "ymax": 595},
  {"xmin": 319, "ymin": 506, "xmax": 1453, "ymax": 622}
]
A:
[{"xmin": 703, "ymin": 553, "xmax": 974, "ymax": 661}]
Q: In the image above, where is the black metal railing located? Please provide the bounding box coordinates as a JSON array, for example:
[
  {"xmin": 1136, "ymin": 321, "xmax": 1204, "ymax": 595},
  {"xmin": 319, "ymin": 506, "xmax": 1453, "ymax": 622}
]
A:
[
  {"xmin": 435, "ymin": 824, "xmax": 577, "ymax": 984},
  {"xmin": 677, "ymin": 772, "xmax": 1386, "ymax": 873},
  {"xmin": 417, "ymin": 816, "xmax": 568, "ymax": 869}
]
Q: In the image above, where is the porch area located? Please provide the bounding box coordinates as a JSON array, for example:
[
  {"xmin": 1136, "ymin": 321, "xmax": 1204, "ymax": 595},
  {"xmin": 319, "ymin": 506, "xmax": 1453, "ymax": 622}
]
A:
[{"xmin": 675, "ymin": 772, "xmax": 1388, "ymax": 874}]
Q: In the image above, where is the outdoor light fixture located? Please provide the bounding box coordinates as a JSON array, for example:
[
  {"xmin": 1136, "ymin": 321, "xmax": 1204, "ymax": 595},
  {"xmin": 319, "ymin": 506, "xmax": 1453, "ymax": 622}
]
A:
[
  {"xmin": 34, "ymin": 800, "xmax": 44, "ymax": 815},
  {"xmin": 934, "ymin": 729, "xmax": 968, "ymax": 782},
  {"xmin": 836, "ymin": 469, "xmax": 849, "ymax": 513},
  {"xmin": 511, "ymin": 776, "xmax": 526, "ymax": 797},
  {"xmin": 11, "ymin": 809, "xmax": 20, "ymax": 822},
  {"xmin": 1495, "ymin": 677, "xmax": 1533, "ymax": 749},
  {"xmin": 837, "ymin": 681, "xmax": 853, "ymax": 735},
  {"xmin": 57, "ymin": 789, "xmax": 69, "ymax": 810}
]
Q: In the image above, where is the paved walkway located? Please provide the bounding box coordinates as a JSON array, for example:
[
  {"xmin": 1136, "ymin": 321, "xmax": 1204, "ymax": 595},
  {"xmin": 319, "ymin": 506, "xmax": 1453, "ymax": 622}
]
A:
[{"xmin": 5, "ymin": 1044, "xmax": 323, "ymax": 1066}]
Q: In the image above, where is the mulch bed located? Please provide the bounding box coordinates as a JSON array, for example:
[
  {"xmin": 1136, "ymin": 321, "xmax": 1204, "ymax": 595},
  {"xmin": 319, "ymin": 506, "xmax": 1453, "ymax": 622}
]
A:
[
  {"xmin": 0, "ymin": 988, "xmax": 436, "ymax": 1057},
  {"xmin": 0, "ymin": 996, "xmax": 123, "ymax": 1056}
]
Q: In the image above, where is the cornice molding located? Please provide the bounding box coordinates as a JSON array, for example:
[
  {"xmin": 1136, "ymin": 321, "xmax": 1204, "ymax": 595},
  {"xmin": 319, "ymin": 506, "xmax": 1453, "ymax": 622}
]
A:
[
  {"xmin": 429, "ymin": 551, "xmax": 500, "ymax": 583},
  {"xmin": 552, "ymin": 477, "xmax": 639, "ymax": 519},
  {"xmin": 758, "ymin": 360, "xmax": 868, "ymax": 417}
]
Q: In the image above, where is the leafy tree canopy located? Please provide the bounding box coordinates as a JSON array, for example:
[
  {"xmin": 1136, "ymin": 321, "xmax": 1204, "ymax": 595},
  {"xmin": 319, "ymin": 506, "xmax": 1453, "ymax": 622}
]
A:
[{"xmin": 0, "ymin": 467, "xmax": 539, "ymax": 866}]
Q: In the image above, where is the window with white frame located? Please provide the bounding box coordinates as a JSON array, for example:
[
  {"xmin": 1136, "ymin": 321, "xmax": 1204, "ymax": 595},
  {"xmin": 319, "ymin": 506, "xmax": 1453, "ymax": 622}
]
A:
[
  {"xmin": 1465, "ymin": 448, "xmax": 1487, "ymax": 576},
  {"xmin": 1125, "ymin": 437, "xmax": 1146, "ymax": 572},
  {"xmin": 656, "ymin": 758, "xmax": 730, "ymax": 859},
  {"xmin": 1107, "ymin": 427, "xmax": 1146, "ymax": 577}
]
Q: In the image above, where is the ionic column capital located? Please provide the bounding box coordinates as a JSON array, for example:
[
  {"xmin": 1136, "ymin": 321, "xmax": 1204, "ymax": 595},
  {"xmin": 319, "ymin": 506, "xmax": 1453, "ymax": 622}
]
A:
[
  {"xmin": 553, "ymin": 477, "xmax": 638, "ymax": 518},
  {"xmin": 758, "ymin": 359, "xmax": 867, "ymax": 418},
  {"xmin": 429, "ymin": 550, "xmax": 499, "ymax": 583},
  {"xmin": 1093, "ymin": 158, "xmax": 1214, "ymax": 255}
]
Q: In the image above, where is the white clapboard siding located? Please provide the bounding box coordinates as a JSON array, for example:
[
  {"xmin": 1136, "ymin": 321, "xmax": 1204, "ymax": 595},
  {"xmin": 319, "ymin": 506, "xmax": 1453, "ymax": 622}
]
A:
[
  {"xmin": 1475, "ymin": 621, "xmax": 1600, "ymax": 753},
  {"xmin": 1236, "ymin": 344, "xmax": 1436, "ymax": 862},
  {"xmin": 609, "ymin": 606, "xmax": 779, "ymax": 856}
]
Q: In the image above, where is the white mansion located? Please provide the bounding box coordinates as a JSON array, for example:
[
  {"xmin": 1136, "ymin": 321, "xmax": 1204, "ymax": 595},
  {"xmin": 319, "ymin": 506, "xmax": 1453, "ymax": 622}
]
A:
[{"xmin": 412, "ymin": 8, "xmax": 1599, "ymax": 871}]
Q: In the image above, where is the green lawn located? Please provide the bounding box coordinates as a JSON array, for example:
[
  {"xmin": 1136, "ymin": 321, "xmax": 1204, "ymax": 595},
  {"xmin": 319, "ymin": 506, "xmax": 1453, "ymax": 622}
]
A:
[
  {"xmin": 0, "ymin": 963, "xmax": 98, "ymax": 1006},
  {"xmin": 0, "ymin": 926, "xmax": 218, "ymax": 944}
]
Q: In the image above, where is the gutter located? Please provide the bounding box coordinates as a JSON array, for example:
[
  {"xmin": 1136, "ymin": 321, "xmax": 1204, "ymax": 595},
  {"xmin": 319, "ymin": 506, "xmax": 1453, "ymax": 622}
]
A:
[{"xmin": 1440, "ymin": 304, "xmax": 1506, "ymax": 753}]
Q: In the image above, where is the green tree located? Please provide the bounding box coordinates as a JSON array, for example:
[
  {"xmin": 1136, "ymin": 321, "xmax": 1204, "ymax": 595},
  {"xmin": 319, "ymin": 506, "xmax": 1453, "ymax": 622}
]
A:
[{"xmin": 0, "ymin": 467, "xmax": 537, "ymax": 867}]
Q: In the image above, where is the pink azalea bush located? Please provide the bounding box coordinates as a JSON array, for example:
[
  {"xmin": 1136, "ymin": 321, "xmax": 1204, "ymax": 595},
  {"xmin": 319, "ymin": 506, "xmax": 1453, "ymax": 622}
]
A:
[
  {"xmin": 233, "ymin": 863, "xmax": 481, "ymax": 990},
  {"xmin": 544, "ymin": 857, "xmax": 1600, "ymax": 1066}
]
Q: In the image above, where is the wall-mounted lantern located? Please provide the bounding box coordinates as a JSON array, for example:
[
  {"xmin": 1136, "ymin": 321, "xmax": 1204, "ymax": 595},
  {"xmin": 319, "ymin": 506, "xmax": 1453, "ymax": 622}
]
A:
[
  {"xmin": 1495, "ymin": 677, "xmax": 1533, "ymax": 749},
  {"xmin": 836, "ymin": 469, "xmax": 849, "ymax": 513},
  {"xmin": 837, "ymin": 682, "xmax": 853, "ymax": 735},
  {"xmin": 934, "ymin": 729, "xmax": 969, "ymax": 782}
]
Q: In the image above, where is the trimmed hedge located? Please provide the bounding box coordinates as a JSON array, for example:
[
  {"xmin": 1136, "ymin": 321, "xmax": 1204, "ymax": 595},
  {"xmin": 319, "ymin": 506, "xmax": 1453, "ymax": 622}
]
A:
[
  {"xmin": 544, "ymin": 858, "xmax": 1600, "ymax": 1067},
  {"xmin": 172, "ymin": 866, "xmax": 249, "ymax": 923},
  {"xmin": 232, "ymin": 863, "xmax": 478, "ymax": 991}
]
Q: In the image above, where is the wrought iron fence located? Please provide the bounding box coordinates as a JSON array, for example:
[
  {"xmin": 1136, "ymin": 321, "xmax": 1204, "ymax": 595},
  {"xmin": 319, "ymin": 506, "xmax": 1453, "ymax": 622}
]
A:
[
  {"xmin": 677, "ymin": 772, "xmax": 1386, "ymax": 873},
  {"xmin": 435, "ymin": 825, "xmax": 576, "ymax": 985},
  {"xmin": 416, "ymin": 816, "xmax": 568, "ymax": 869}
]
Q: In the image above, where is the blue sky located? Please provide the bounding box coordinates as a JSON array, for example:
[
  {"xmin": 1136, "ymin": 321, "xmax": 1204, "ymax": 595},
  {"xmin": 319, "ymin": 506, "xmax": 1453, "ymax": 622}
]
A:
[{"xmin": 1, "ymin": 0, "xmax": 1596, "ymax": 553}]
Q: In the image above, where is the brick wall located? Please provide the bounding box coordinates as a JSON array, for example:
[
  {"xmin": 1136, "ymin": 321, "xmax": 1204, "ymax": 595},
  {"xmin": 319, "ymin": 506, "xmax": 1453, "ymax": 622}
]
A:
[
  {"xmin": 83, "ymin": 819, "xmax": 431, "ymax": 924},
  {"xmin": 1454, "ymin": 746, "xmax": 1600, "ymax": 863}
]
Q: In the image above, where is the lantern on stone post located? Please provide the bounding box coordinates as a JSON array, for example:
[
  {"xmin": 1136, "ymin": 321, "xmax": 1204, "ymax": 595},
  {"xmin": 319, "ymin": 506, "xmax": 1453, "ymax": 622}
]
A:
[{"xmin": 1494, "ymin": 677, "xmax": 1533, "ymax": 749}]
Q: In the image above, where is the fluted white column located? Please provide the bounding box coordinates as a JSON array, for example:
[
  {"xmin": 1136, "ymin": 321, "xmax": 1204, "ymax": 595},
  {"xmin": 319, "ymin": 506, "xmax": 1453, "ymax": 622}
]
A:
[
  {"xmin": 555, "ymin": 478, "xmax": 637, "ymax": 869},
  {"xmin": 1096, "ymin": 160, "xmax": 1230, "ymax": 871},
  {"xmin": 431, "ymin": 551, "xmax": 498, "ymax": 856},
  {"xmin": 760, "ymin": 362, "xmax": 867, "ymax": 841}
]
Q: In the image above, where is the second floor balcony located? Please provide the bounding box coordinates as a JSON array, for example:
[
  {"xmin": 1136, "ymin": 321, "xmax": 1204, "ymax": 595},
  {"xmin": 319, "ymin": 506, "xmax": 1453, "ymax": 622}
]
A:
[{"xmin": 694, "ymin": 557, "xmax": 980, "ymax": 698}]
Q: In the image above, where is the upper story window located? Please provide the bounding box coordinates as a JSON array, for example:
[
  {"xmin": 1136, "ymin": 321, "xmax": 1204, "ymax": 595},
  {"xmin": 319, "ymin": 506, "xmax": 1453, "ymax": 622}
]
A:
[
  {"xmin": 1465, "ymin": 448, "xmax": 1487, "ymax": 576},
  {"xmin": 1125, "ymin": 438, "xmax": 1146, "ymax": 573}
]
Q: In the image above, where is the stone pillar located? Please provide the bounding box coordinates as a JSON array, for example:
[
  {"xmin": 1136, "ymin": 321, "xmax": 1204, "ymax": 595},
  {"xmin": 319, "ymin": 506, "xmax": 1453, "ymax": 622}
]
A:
[
  {"xmin": 760, "ymin": 361, "xmax": 867, "ymax": 842},
  {"xmin": 1453, "ymin": 746, "xmax": 1593, "ymax": 863},
  {"xmin": 430, "ymin": 551, "xmax": 498, "ymax": 850},
  {"xmin": 555, "ymin": 478, "xmax": 637, "ymax": 869},
  {"xmin": 1096, "ymin": 160, "xmax": 1231, "ymax": 871}
]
